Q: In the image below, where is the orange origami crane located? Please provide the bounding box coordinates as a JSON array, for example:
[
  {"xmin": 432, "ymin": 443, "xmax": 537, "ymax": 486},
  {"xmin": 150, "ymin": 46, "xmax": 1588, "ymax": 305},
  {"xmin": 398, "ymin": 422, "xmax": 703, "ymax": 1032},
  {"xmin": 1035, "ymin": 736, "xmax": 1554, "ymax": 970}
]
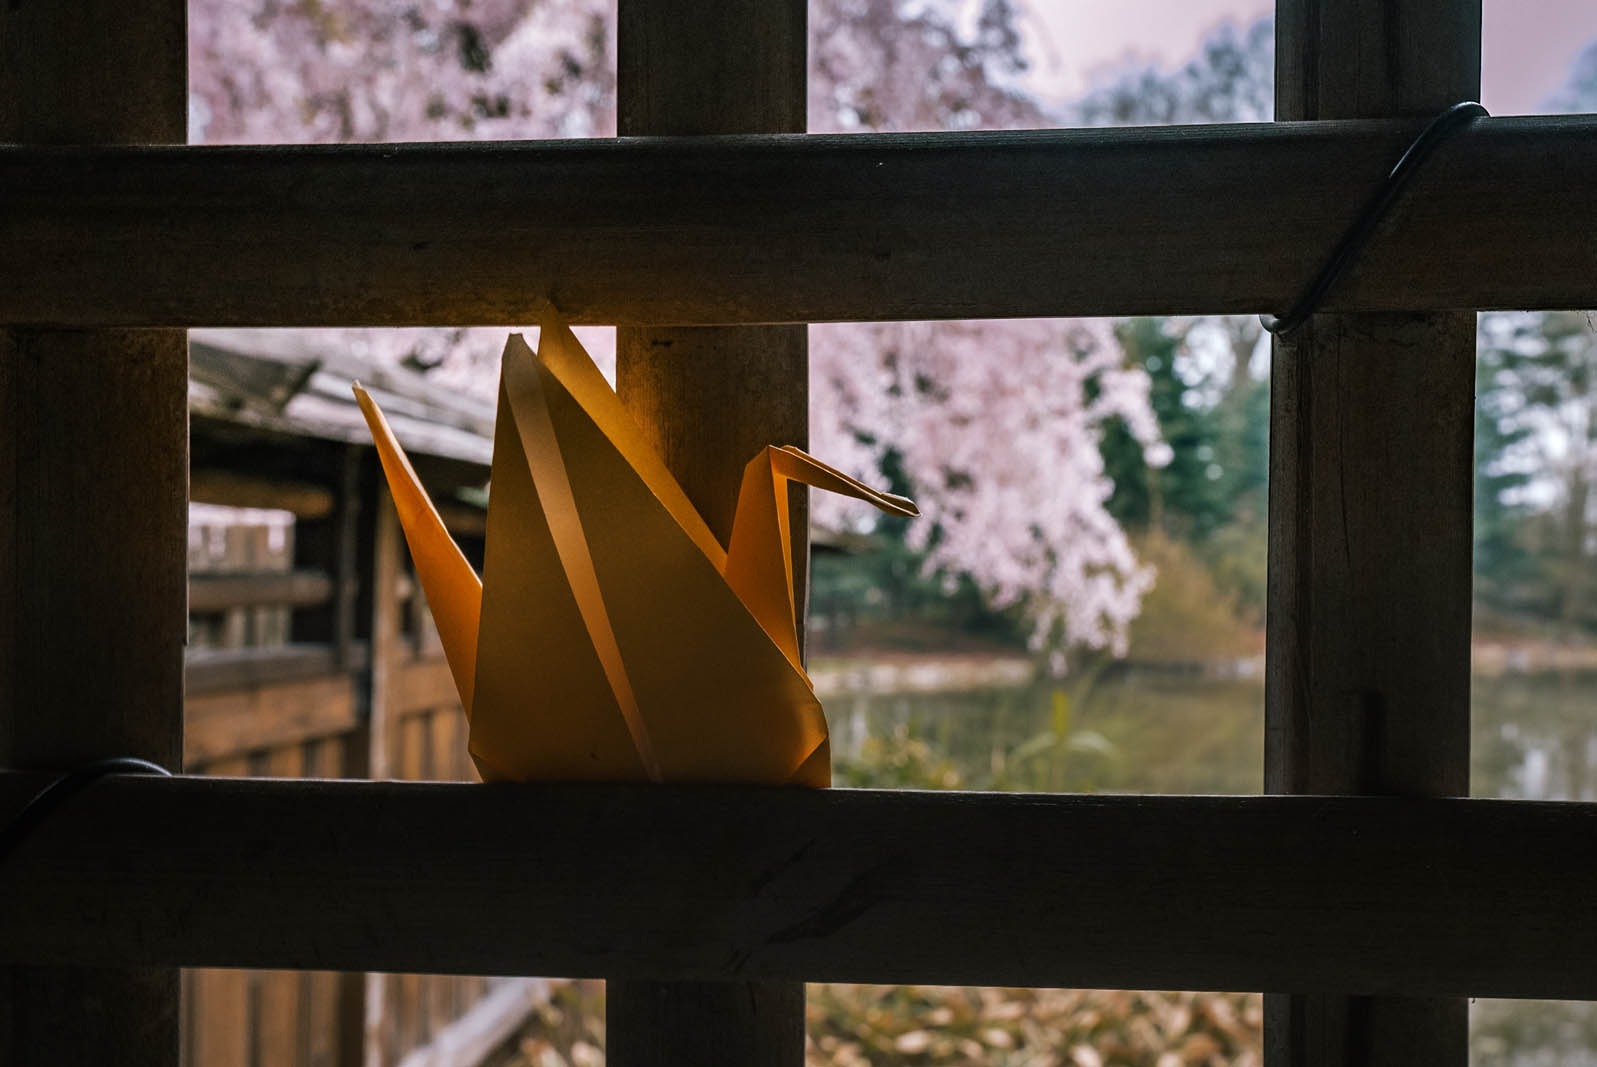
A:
[{"xmin": 354, "ymin": 313, "xmax": 916, "ymax": 787}]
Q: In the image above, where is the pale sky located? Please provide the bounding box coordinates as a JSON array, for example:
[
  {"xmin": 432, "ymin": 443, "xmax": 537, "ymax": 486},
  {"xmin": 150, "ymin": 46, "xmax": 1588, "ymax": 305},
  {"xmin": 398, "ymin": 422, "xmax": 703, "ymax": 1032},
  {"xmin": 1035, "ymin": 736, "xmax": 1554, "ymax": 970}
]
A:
[{"xmin": 1013, "ymin": 0, "xmax": 1597, "ymax": 116}]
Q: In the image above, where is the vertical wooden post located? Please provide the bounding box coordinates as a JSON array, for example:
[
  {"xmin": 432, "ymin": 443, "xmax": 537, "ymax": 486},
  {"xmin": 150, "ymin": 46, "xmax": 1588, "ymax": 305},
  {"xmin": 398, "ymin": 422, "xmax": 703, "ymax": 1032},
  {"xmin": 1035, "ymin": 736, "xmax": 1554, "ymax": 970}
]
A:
[
  {"xmin": 0, "ymin": 2, "xmax": 188, "ymax": 1065},
  {"xmin": 292, "ymin": 447, "xmax": 366, "ymax": 667},
  {"xmin": 1266, "ymin": 3, "xmax": 1480, "ymax": 1066},
  {"xmin": 341, "ymin": 485, "xmax": 405, "ymax": 1067},
  {"xmin": 362, "ymin": 490, "xmax": 403, "ymax": 1066},
  {"xmin": 611, "ymin": 1, "xmax": 809, "ymax": 1064}
]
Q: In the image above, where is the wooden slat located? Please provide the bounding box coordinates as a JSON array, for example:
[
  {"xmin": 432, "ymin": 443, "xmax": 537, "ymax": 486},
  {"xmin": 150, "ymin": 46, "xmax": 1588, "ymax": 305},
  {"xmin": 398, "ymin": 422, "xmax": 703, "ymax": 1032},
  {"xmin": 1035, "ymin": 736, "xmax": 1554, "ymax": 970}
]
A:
[
  {"xmin": 188, "ymin": 568, "xmax": 334, "ymax": 613},
  {"xmin": 391, "ymin": 658, "xmax": 462, "ymax": 719},
  {"xmin": 367, "ymin": 496, "xmax": 402, "ymax": 784},
  {"xmin": 2, "ymin": 117, "xmax": 1594, "ymax": 328},
  {"xmin": 1, "ymin": 776, "xmax": 1594, "ymax": 999},
  {"xmin": 427, "ymin": 705, "xmax": 465, "ymax": 786},
  {"xmin": 425, "ymin": 933, "xmax": 456, "ymax": 1051},
  {"xmin": 184, "ymin": 674, "xmax": 357, "ymax": 767},
  {"xmin": 1265, "ymin": 3, "xmax": 1480, "ymax": 1066},
  {"xmin": 183, "ymin": 756, "xmax": 252, "ymax": 1067},
  {"xmin": 395, "ymin": 979, "xmax": 548, "ymax": 1067},
  {"xmin": 0, "ymin": 1, "xmax": 188, "ymax": 1063},
  {"xmin": 395, "ymin": 714, "xmax": 429, "ymax": 1055},
  {"xmin": 257, "ymin": 746, "xmax": 308, "ymax": 1067},
  {"xmin": 304, "ymin": 968, "xmax": 344, "ymax": 1067},
  {"xmin": 187, "ymin": 961, "xmax": 251, "ymax": 1067},
  {"xmin": 185, "ymin": 643, "xmax": 365, "ymax": 696},
  {"xmin": 299, "ymin": 737, "xmax": 351, "ymax": 1067},
  {"xmin": 362, "ymin": 493, "xmax": 402, "ymax": 1067},
  {"xmin": 0, "ymin": 330, "xmax": 190, "ymax": 757},
  {"xmin": 190, "ymin": 469, "xmax": 336, "ymax": 519}
]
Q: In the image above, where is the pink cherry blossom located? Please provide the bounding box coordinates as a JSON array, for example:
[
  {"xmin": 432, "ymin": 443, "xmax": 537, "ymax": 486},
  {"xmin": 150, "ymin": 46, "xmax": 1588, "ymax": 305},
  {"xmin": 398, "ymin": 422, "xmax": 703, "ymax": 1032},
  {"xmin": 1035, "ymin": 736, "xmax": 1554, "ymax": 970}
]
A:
[{"xmin": 188, "ymin": 0, "xmax": 1166, "ymax": 659}]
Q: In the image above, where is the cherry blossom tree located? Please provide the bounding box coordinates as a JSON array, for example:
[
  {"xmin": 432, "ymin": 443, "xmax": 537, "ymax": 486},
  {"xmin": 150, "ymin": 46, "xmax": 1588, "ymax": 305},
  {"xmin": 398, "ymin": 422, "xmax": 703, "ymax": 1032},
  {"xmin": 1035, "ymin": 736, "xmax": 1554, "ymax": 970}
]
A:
[
  {"xmin": 189, "ymin": 0, "xmax": 615, "ymax": 143},
  {"xmin": 188, "ymin": 0, "xmax": 1166, "ymax": 660},
  {"xmin": 806, "ymin": 0, "xmax": 1168, "ymax": 661}
]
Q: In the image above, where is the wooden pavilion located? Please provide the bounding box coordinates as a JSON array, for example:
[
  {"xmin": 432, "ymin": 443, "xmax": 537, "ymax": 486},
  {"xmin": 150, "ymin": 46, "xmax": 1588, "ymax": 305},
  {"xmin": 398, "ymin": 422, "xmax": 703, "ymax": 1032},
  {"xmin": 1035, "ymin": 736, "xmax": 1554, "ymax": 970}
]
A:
[
  {"xmin": 187, "ymin": 329, "xmax": 528, "ymax": 1065},
  {"xmin": 3, "ymin": 1, "xmax": 1596, "ymax": 1066}
]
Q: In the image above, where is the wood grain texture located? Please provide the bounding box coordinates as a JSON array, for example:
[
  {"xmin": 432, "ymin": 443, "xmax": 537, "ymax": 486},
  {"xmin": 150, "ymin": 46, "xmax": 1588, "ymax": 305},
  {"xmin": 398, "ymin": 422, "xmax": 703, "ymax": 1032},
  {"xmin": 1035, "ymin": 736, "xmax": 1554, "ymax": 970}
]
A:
[
  {"xmin": 363, "ymin": 492, "xmax": 403, "ymax": 1067},
  {"xmin": 608, "ymin": 980, "xmax": 806, "ymax": 1067},
  {"xmin": 1265, "ymin": 312, "xmax": 1475, "ymax": 799},
  {"xmin": 1, "ymin": 776, "xmax": 1595, "ymax": 999},
  {"xmin": 190, "ymin": 469, "xmax": 336, "ymax": 518},
  {"xmin": 183, "ymin": 674, "xmax": 358, "ymax": 767},
  {"xmin": 0, "ymin": 0, "xmax": 186, "ymax": 146},
  {"xmin": 179, "ymin": 759, "xmax": 250, "ymax": 1067},
  {"xmin": 188, "ymin": 569, "xmax": 335, "ymax": 613},
  {"xmin": 1265, "ymin": 4, "xmax": 1480, "ymax": 1065},
  {"xmin": 617, "ymin": 0, "xmax": 805, "ymax": 138},
  {"xmin": 395, "ymin": 978, "xmax": 549, "ymax": 1067},
  {"xmin": 2, "ymin": 116, "xmax": 1595, "ymax": 328},
  {"xmin": 616, "ymin": 326, "xmax": 812, "ymax": 657},
  {"xmin": 615, "ymin": 1, "xmax": 808, "ymax": 1062},
  {"xmin": 184, "ymin": 643, "xmax": 367, "ymax": 696},
  {"xmin": 0, "ymin": 329, "xmax": 189, "ymax": 766},
  {"xmin": 391, "ymin": 658, "xmax": 462, "ymax": 719},
  {"xmin": 299, "ymin": 737, "xmax": 356, "ymax": 1067},
  {"xmin": 618, "ymin": 327, "xmax": 810, "ymax": 547},
  {"xmin": 0, "ymin": 2, "xmax": 187, "ymax": 1064},
  {"xmin": 257, "ymin": 746, "xmax": 310, "ymax": 1067}
]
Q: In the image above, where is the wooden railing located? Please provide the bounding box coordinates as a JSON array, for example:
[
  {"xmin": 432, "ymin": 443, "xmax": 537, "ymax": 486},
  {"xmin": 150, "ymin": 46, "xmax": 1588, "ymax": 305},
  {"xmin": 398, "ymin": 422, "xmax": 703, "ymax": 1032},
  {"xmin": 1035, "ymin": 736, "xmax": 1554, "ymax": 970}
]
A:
[
  {"xmin": 181, "ymin": 642, "xmax": 521, "ymax": 1067},
  {"xmin": 3, "ymin": 117, "xmax": 1594, "ymax": 328},
  {"xmin": 4, "ymin": 1, "xmax": 1594, "ymax": 1065},
  {"xmin": 179, "ymin": 500, "xmax": 508, "ymax": 1066},
  {"xmin": 4, "ymin": 777, "xmax": 1596, "ymax": 1001}
]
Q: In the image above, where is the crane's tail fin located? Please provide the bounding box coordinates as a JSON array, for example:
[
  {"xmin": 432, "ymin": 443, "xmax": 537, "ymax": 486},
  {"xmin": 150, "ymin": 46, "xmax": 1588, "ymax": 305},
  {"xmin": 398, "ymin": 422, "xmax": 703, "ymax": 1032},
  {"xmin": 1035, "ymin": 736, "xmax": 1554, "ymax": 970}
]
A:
[{"xmin": 354, "ymin": 384, "xmax": 484, "ymax": 719}]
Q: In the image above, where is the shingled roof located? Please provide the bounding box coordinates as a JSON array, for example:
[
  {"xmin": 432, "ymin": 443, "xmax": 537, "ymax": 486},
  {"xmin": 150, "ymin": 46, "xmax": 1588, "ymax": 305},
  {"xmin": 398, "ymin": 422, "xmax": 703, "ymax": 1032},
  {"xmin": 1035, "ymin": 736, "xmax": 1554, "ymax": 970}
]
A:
[{"xmin": 190, "ymin": 328, "xmax": 494, "ymax": 468}]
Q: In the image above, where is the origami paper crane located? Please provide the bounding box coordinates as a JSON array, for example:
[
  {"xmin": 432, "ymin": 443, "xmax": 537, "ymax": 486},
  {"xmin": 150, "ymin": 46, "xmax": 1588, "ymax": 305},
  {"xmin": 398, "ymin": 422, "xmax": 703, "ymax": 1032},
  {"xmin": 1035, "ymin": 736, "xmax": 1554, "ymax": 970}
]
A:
[{"xmin": 354, "ymin": 314, "xmax": 917, "ymax": 787}]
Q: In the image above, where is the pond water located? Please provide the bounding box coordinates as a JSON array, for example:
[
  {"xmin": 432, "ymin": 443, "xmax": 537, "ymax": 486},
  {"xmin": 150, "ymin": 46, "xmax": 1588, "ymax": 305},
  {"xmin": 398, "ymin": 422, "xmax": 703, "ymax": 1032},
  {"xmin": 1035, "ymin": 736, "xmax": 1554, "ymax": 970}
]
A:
[
  {"xmin": 826, "ymin": 667, "xmax": 1597, "ymax": 801},
  {"xmin": 821, "ymin": 665, "xmax": 1597, "ymax": 1066}
]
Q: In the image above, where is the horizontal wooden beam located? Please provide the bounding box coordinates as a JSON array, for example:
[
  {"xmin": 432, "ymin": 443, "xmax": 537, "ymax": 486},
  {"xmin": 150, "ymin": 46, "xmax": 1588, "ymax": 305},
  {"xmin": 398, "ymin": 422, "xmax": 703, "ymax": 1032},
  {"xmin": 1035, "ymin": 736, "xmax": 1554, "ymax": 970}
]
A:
[
  {"xmin": 184, "ymin": 642, "xmax": 364, "ymax": 695},
  {"xmin": 183, "ymin": 673, "xmax": 357, "ymax": 767},
  {"xmin": 187, "ymin": 569, "xmax": 334, "ymax": 613},
  {"xmin": 0, "ymin": 775, "xmax": 1593, "ymax": 998},
  {"xmin": 2, "ymin": 116, "xmax": 1593, "ymax": 327},
  {"xmin": 189, "ymin": 469, "xmax": 336, "ymax": 519},
  {"xmin": 390, "ymin": 657, "xmax": 460, "ymax": 717}
]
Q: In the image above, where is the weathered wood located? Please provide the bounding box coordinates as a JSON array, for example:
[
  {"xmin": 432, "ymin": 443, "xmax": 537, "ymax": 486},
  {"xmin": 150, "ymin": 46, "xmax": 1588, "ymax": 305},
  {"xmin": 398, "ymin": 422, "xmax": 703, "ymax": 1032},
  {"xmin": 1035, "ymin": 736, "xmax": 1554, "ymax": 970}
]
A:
[
  {"xmin": 614, "ymin": 0, "xmax": 808, "ymax": 1062},
  {"xmin": 299, "ymin": 735, "xmax": 359, "ymax": 1067},
  {"xmin": 1265, "ymin": 3, "xmax": 1480, "ymax": 1066},
  {"xmin": 190, "ymin": 469, "xmax": 336, "ymax": 518},
  {"xmin": 0, "ymin": 330, "xmax": 190, "ymax": 764},
  {"xmin": 184, "ymin": 643, "xmax": 366, "ymax": 696},
  {"xmin": 0, "ymin": 1, "xmax": 187, "ymax": 1063},
  {"xmin": 256, "ymin": 745, "xmax": 309, "ymax": 1067},
  {"xmin": 3, "ymin": 116, "xmax": 1595, "ymax": 328},
  {"xmin": 363, "ymin": 493, "xmax": 403, "ymax": 1067},
  {"xmin": 395, "ymin": 713, "xmax": 430, "ymax": 1055},
  {"xmin": 1, "ymin": 778, "xmax": 1595, "ymax": 998},
  {"xmin": 394, "ymin": 979, "xmax": 549, "ymax": 1067},
  {"xmin": 609, "ymin": 981, "xmax": 807, "ymax": 1066},
  {"xmin": 183, "ymin": 674, "xmax": 357, "ymax": 767},
  {"xmin": 1265, "ymin": 312, "xmax": 1476, "ymax": 795},
  {"xmin": 427, "ymin": 704, "xmax": 464, "ymax": 783},
  {"xmin": 619, "ymin": 328, "xmax": 810, "ymax": 548},
  {"xmin": 368, "ymin": 496, "xmax": 404, "ymax": 782},
  {"xmin": 188, "ymin": 569, "xmax": 335, "ymax": 613},
  {"xmin": 180, "ymin": 757, "xmax": 253, "ymax": 1067},
  {"xmin": 391, "ymin": 658, "xmax": 462, "ymax": 719}
]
